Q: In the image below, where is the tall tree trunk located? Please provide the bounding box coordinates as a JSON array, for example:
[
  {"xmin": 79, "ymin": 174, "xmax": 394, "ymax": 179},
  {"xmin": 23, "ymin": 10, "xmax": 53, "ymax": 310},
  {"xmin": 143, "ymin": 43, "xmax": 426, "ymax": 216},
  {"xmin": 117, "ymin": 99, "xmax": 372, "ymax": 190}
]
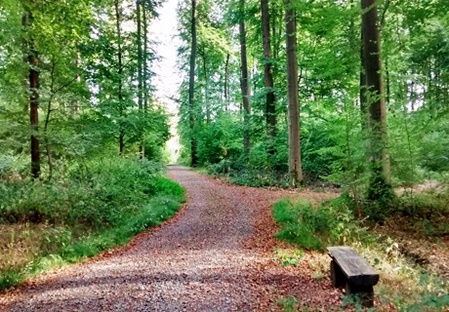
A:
[
  {"xmin": 115, "ymin": 0, "xmax": 125, "ymax": 156},
  {"xmin": 201, "ymin": 49, "xmax": 210, "ymax": 123},
  {"xmin": 285, "ymin": 0, "xmax": 302, "ymax": 187},
  {"xmin": 189, "ymin": 0, "xmax": 198, "ymax": 167},
  {"xmin": 262, "ymin": 0, "xmax": 276, "ymax": 158},
  {"xmin": 239, "ymin": 0, "xmax": 251, "ymax": 156},
  {"xmin": 360, "ymin": 32, "xmax": 368, "ymax": 129},
  {"xmin": 224, "ymin": 53, "xmax": 230, "ymax": 110},
  {"xmin": 143, "ymin": 7, "xmax": 149, "ymax": 111},
  {"xmin": 385, "ymin": 57, "xmax": 390, "ymax": 105},
  {"xmin": 361, "ymin": 0, "xmax": 392, "ymax": 200},
  {"xmin": 23, "ymin": 10, "xmax": 40, "ymax": 178},
  {"xmin": 137, "ymin": 1, "xmax": 144, "ymax": 157},
  {"xmin": 271, "ymin": 1, "xmax": 281, "ymax": 61}
]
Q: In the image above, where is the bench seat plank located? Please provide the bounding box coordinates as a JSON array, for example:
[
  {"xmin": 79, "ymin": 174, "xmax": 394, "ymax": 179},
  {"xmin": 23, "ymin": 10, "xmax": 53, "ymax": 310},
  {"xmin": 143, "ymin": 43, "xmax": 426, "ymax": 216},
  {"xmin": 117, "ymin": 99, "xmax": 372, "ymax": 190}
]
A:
[{"xmin": 327, "ymin": 246, "xmax": 379, "ymax": 286}]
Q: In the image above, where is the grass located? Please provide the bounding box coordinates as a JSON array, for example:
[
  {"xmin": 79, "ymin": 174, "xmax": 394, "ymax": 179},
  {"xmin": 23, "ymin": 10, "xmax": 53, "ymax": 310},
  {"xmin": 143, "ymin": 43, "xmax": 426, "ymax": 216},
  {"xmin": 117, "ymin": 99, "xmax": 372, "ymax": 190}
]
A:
[
  {"xmin": 0, "ymin": 158, "xmax": 185, "ymax": 291},
  {"xmin": 275, "ymin": 248, "xmax": 305, "ymax": 267},
  {"xmin": 277, "ymin": 296, "xmax": 300, "ymax": 312},
  {"xmin": 0, "ymin": 191, "xmax": 184, "ymax": 290},
  {"xmin": 272, "ymin": 195, "xmax": 369, "ymax": 251}
]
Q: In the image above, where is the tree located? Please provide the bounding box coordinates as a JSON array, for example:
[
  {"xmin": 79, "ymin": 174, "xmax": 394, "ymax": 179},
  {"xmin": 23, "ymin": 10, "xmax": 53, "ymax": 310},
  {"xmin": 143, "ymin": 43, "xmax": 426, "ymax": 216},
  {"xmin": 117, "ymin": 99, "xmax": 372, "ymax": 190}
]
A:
[
  {"xmin": 22, "ymin": 4, "xmax": 40, "ymax": 178},
  {"xmin": 114, "ymin": 0, "xmax": 125, "ymax": 155},
  {"xmin": 137, "ymin": 0, "xmax": 144, "ymax": 157},
  {"xmin": 239, "ymin": 0, "xmax": 251, "ymax": 156},
  {"xmin": 285, "ymin": 0, "xmax": 302, "ymax": 186},
  {"xmin": 361, "ymin": 0, "xmax": 393, "ymax": 205},
  {"xmin": 261, "ymin": 0, "xmax": 276, "ymax": 159},
  {"xmin": 189, "ymin": 0, "xmax": 198, "ymax": 167}
]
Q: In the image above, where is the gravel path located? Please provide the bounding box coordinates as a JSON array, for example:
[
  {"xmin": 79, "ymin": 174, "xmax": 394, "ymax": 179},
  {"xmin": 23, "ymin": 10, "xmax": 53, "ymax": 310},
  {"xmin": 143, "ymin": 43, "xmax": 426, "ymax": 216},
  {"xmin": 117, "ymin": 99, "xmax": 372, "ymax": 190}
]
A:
[{"xmin": 0, "ymin": 166, "xmax": 340, "ymax": 311}]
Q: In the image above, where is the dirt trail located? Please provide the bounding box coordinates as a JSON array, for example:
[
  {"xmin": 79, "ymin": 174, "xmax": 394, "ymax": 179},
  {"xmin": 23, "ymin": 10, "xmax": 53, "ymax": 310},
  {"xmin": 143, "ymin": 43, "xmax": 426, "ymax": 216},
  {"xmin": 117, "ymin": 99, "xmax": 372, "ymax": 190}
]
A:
[{"xmin": 0, "ymin": 166, "xmax": 339, "ymax": 311}]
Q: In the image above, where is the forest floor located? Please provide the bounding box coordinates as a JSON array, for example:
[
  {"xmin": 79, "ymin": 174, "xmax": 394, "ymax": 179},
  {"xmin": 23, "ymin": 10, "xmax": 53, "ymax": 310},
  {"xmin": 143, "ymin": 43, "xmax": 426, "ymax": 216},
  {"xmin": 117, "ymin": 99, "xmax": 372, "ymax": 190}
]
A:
[
  {"xmin": 0, "ymin": 165, "xmax": 343, "ymax": 311},
  {"xmin": 376, "ymin": 180, "xmax": 449, "ymax": 280}
]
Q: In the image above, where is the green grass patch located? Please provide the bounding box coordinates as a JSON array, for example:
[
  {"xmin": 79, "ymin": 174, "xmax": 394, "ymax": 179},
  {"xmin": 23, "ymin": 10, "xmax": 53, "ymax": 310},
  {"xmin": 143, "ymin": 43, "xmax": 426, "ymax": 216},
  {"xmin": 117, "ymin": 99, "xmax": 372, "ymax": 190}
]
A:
[{"xmin": 272, "ymin": 195, "xmax": 366, "ymax": 250}]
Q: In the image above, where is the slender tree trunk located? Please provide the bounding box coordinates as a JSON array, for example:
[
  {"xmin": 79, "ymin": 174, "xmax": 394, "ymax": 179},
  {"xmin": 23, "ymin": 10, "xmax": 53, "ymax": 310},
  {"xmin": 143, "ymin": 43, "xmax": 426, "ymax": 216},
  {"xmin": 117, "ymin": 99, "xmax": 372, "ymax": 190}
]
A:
[
  {"xmin": 262, "ymin": 0, "xmax": 276, "ymax": 158},
  {"xmin": 23, "ymin": 10, "xmax": 40, "ymax": 178},
  {"xmin": 361, "ymin": 0, "xmax": 391, "ymax": 195},
  {"xmin": 44, "ymin": 59, "xmax": 56, "ymax": 180},
  {"xmin": 271, "ymin": 2, "xmax": 281, "ymax": 61},
  {"xmin": 143, "ymin": 7, "xmax": 149, "ymax": 111},
  {"xmin": 285, "ymin": 0, "xmax": 302, "ymax": 187},
  {"xmin": 189, "ymin": 0, "xmax": 198, "ymax": 167},
  {"xmin": 360, "ymin": 32, "xmax": 368, "ymax": 129},
  {"xmin": 201, "ymin": 49, "xmax": 210, "ymax": 123},
  {"xmin": 385, "ymin": 57, "xmax": 390, "ymax": 105},
  {"xmin": 224, "ymin": 53, "xmax": 230, "ymax": 110},
  {"xmin": 71, "ymin": 52, "xmax": 81, "ymax": 116},
  {"xmin": 115, "ymin": 0, "xmax": 125, "ymax": 156},
  {"xmin": 137, "ymin": 1, "xmax": 144, "ymax": 157},
  {"xmin": 239, "ymin": 0, "xmax": 251, "ymax": 156}
]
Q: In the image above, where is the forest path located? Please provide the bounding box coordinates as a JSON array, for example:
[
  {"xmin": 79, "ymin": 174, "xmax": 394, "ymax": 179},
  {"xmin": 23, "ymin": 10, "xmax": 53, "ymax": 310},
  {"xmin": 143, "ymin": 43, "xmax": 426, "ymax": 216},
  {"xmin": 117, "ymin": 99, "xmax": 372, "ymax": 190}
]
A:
[{"xmin": 0, "ymin": 166, "xmax": 339, "ymax": 311}]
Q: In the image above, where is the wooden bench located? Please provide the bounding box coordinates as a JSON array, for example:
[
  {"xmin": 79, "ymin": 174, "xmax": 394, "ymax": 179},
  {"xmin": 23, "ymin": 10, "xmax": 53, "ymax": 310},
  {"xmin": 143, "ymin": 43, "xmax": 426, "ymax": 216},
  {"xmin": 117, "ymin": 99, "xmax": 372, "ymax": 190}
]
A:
[{"xmin": 327, "ymin": 246, "xmax": 379, "ymax": 307}]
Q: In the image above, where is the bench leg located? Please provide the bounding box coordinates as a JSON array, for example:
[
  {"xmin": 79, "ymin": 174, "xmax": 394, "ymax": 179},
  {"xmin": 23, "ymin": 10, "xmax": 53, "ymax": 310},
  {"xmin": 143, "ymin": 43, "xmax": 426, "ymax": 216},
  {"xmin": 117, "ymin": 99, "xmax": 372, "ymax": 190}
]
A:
[
  {"xmin": 330, "ymin": 260, "xmax": 345, "ymax": 288},
  {"xmin": 345, "ymin": 282, "xmax": 374, "ymax": 308}
]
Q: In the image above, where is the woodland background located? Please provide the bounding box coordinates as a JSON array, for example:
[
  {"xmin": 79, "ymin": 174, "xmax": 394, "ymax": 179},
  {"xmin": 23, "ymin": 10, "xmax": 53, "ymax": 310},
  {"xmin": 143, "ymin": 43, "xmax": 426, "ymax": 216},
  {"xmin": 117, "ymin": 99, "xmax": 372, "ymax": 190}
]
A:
[{"xmin": 1, "ymin": 0, "xmax": 449, "ymax": 307}]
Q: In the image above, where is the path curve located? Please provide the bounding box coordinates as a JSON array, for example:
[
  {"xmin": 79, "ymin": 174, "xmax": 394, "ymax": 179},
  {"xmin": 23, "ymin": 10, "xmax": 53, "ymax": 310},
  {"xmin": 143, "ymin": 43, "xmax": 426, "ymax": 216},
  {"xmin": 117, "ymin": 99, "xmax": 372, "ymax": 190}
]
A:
[{"xmin": 0, "ymin": 166, "xmax": 339, "ymax": 311}]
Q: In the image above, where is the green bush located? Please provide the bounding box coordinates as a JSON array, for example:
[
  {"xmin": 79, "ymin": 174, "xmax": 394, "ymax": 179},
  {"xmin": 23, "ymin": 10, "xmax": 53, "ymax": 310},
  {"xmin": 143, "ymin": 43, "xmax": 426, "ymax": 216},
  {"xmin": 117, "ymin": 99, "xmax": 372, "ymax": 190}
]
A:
[
  {"xmin": 273, "ymin": 198, "xmax": 335, "ymax": 250},
  {"xmin": 0, "ymin": 157, "xmax": 185, "ymax": 290},
  {"xmin": 0, "ymin": 158, "xmax": 172, "ymax": 229},
  {"xmin": 273, "ymin": 195, "xmax": 367, "ymax": 250}
]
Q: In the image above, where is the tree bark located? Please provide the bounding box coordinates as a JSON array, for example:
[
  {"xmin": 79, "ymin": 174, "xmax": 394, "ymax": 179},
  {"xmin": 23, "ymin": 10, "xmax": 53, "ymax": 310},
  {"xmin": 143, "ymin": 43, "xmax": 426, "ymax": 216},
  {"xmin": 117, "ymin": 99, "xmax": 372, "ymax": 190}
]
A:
[
  {"xmin": 224, "ymin": 53, "xmax": 230, "ymax": 110},
  {"xmin": 136, "ymin": 1, "xmax": 145, "ymax": 158},
  {"xmin": 115, "ymin": 0, "xmax": 125, "ymax": 156},
  {"xmin": 143, "ymin": 6, "xmax": 149, "ymax": 111},
  {"xmin": 189, "ymin": 0, "xmax": 198, "ymax": 167},
  {"xmin": 262, "ymin": 0, "xmax": 276, "ymax": 158},
  {"xmin": 285, "ymin": 0, "xmax": 302, "ymax": 187},
  {"xmin": 360, "ymin": 32, "xmax": 368, "ymax": 129},
  {"xmin": 239, "ymin": 0, "xmax": 251, "ymax": 156},
  {"xmin": 23, "ymin": 9, "xmax": 40, "ymax": 178},
  {"xmin": 200, "ymin": 48, "xmax": 210, "ymax": 123},
  {"xmin": 361, "ymin": 0, "xmax": 390, "ymax": 182}
]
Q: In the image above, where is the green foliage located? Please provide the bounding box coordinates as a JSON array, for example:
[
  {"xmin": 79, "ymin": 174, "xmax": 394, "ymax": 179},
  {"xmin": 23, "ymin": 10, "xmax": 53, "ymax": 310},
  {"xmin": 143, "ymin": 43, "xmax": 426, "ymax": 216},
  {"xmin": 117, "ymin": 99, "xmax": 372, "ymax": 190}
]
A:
[
  {"xmin": 273, "ymin": 194, "xmax": 373, "ymax": 250},
  {"xmin": 0, "ymin": 158, "xmax": 185, "ymax": 290},
  {"xmin": 275, "ymin": 249, "xmax": 304, "ymax": 267},
  {"xmin": 175, "ymin": 0, "xmax": 449, "ymax": 223},
  {"xmin": 386, "ymin": 190, "xmax": 449, "ymax": 237},
  {"xmin": 405, "ymin": 275, "xmax": 449, "ymax": 311},
  {"xmin": 0, "ymin": 269, "xmax": 21, "ymax": 290},
  {"xmin": 277, "ymin": 296, "xmax": 300, "ymax": 312},
  {"xmin": 273, "ymin": 198, "xmax": 337, "ymax": 250},
  {"xmin": 363, "ymin": 174, "xmax": 397, "ymax": 222},
  {"xmin": 0, "ymin": 158, "xmax": 170, "ymax": 228},
  {"xmin": 419, "ymin": 127, "xmax": 449, "ymax": 173}
]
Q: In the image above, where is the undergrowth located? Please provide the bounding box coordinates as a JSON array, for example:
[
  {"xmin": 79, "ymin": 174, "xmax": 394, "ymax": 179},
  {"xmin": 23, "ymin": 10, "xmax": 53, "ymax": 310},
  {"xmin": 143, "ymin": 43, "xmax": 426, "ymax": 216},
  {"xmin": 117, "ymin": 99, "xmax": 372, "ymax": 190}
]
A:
[
  {"xmin": 395, "ymin": 190, "xmax": 449, "ymax": 237},
  {"xmin": 272, "ymin": 193, "xmax": 449, "ymax": 310},
  {"xmin": 206, "ymin": 160, "xmax": 291, "ymax": 188},
  {"xmin": 273, "ymin": 194, "xmax": 370, "ymax": 250},
  {"xmin": 0, "ymin": 158, "xmax": 185, "ymax": 291}
]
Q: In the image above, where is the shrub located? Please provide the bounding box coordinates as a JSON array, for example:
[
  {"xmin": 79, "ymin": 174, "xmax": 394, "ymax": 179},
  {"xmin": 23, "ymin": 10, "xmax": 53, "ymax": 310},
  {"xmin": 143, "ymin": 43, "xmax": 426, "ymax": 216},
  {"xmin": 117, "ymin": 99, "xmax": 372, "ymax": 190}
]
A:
[
  {"xmin": 0, "ymin": 157, "xmax": 185, "ymax": 290},
  {"xmin": 273, "ymin": 199, "xmax": 335, "ymax": 250},
  {"xmin": 273, "ymin": 195, "xmax": 368, "ymax": 250}
]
